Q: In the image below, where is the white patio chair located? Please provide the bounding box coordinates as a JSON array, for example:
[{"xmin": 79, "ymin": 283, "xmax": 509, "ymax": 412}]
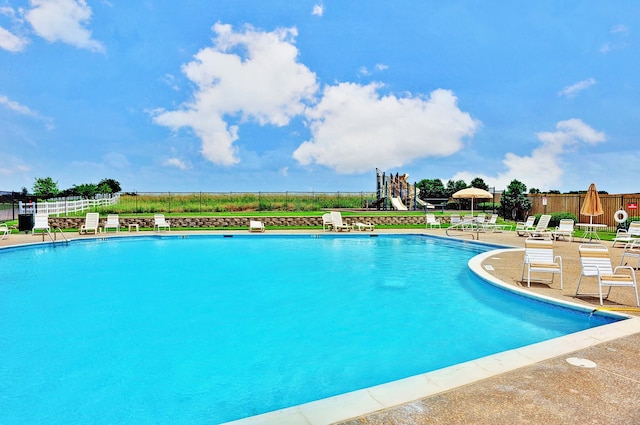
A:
[
  {"xmin": 249, "ymin": 220, "xmax": 265, "ymax": 233},
  {"xmin": 79, "ymin": 212, "xmax": 100, "ymax": 234},
  {"xmin": 322, "ymin": 213, "xmax": 333, "ymax": 232},
  {"xmin": 32, "ymin": 213, "xmax": 50, "ymax": 234},
  {"xmin": 425, "ymin": 213, "xmax": 441, "ymax": 228},
  {"xmin": 552, "ymin": 219, "xmax": 574, "ymax": 242},
  {"xmin": 612, "ymin": 221, "xmax": 640, "ymax": 247},
  {"xmin": 330, "ymin": 211, "xmax": 351, "ymax": 232},
  {"xmin": 521, "ymin": 238, "xmax": 563, "ymax": 289},
  {"xmin": 516, "ymin": 216, "xmax": 536, "ymax": 236},
  {"xmin": 353, "ymin": 221, "xmax": 375, "ymax": 231},
  {"xmin": 0, "ymin": 222, "xmax": 10, "ymax": 240},
  {"xmin": 154, "ymin": 214, "xmax": 171, "ymax": 232},
  {"xmin": 104, "ymin": 214, "xmax": 120, "ymax": 232},
  {"xmin": 575, "ymin": 244, "xmax": 639, "ymax": 306},
  {"xmin": 620, "ymin": 239, "xmax": 640, "ymax": 270}
]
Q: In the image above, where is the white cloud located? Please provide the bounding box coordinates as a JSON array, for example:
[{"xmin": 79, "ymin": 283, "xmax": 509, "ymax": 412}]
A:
[
  {"xmin": 0, "ymin": 154, "xmax": 30, "ymax": 185},
  {"xmin": 452, "ymin": 119, "xmax": 606, "ymax": 191},
  {"xmin": 0, "ymin": 25, "xmax": 29, "ymax": 52},
  {"xmin": 293, "ymin": 84, "xmax": 479, "ymax": 173},
  {"xmin": 312, "ymin": 4, "xmax": 324, "ymax": 17},
  {"xmin": 558, "ymin": 77, "xmax": 596, "ymax": 98},
  {"xmin": 600, "ymin": 23, "xmax": 629, "ymax": 53},
  {"xmin": 611, "ymin": 24, "xmax": 629, "ymax": 35},
  {"xmin": 25, "ymin": 0, "xmax": 104, "ymax": 53},
  {"xmin": 0, "ymin": 7, "xmax": 29, "ymax": 52},
  {"xmin": 153, "ymin": 23, "xmax": 318, "ymax": 166},
  {"xmin": 163, "ymin": 158, "xmax": 190, "ymax": 170},
  {"xmin": 0, "ymin": 94, "xmax": 54, "ymax": 129},
  {"xmin": 0, "ymin": 95, "xmax": 37, "ymax": 116},
  {"xmin": 103, "ymin": 152, "xmax": 130, "ymax": 169}
]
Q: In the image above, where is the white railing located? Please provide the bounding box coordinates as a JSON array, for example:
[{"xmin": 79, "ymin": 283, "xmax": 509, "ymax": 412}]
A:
[{"xmin": 19, "ymin": 194, "xmax": 120, "ymax": 216}]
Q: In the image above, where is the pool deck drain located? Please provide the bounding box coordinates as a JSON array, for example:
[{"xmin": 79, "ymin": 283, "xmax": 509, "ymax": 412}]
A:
[{"xmin": 3, "ymin": 228, "xmax": 640, "ymax": 424}]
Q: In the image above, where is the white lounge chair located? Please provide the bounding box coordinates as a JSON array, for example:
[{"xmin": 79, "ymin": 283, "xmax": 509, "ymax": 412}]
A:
[
  {"xmin": 474, "ymin": 213, "xmax": 487, "ymax": 232},
  {"xmin": 612, "ymin": 221, "xmax": 640, "ymax": 247},
  {"xmin": 552, "ymin": 219, "xmax": 574, "ymax": 242},
  {"xmin": 104, "ymin": 214, "xmax": 120, "ymax": 232},
  {"xmin": 79, "ymin": 212, "xmax": 100, "ymax": 234},
  {"xmin": 353, "ymin": 221, "xmax": 375, "ymax": 231},
  {"xmin": 484, "ymin": 214, "xmax": 510, "ymax": 232},
  {"xmin": 530, "ymin": 214, "xmax": 552, "ymax": 238},
  {"xmin": 0, "ymin": 222, "xmax": 10, "ymax": 240},
  {"xmin": 32, "ymin": 213, "xmax": 50, "ymax": 234},
  {"xmin": 154, "ymin": 214, "xmax": 171, "ymax": 231},
  {"xmin": 330, "ymin": 211, "xmax": 351, "ymax": 232},
  {"xmin": 425, "ymin": 213, "xmax": 441, "ymax": 229},
  {"xmin": 322, "ymin": 213, "xmax": 333, "ymax": 232},
  {"xmin": 516, "ymin": 216, "xmax": 536, "ymax": 236},
  {"xmin": 249, "ymin": 220, "xmax": 265, "ymax": 233},
  {"xmin": 521, "ymin": 238, "xmax": 563, "ymax": 289},
  {"xmin": 575, "ymin": 244, "xmax": 639, "ymax": 306},
  {"xmin": 620, "ymin": 239, "xmax": 640, "ymax": 270}
]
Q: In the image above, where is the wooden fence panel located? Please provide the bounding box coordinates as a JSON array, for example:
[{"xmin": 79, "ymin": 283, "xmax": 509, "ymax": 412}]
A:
[{"xmin": 529, "ymin": 194, "xmax": 640, "ymax": 228}]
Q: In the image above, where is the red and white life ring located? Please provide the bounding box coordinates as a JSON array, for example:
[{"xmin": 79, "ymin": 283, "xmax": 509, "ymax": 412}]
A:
[{"xmin": 614, "ymin": 209, "xmax": 628, "ymax": 223}]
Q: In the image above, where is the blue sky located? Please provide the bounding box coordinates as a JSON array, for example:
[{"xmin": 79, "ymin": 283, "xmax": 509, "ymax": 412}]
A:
[{"xmin": 1, "ymin": 1, "xmax": 639, "ymax": 194}]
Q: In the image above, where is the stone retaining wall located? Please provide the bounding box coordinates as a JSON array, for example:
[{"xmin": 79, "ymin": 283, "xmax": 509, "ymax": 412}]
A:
[{"xmin": 48, "ymin": 215, "xmax": 432, "ymax": 229}]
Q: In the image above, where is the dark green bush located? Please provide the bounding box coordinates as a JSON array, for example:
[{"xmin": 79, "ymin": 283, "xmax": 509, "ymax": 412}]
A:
[{"xmin": 533, "ymin": 212, "xmax": 577, "ymax": 228}]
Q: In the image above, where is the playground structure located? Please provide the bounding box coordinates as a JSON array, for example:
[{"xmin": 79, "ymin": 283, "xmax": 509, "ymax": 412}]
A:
[{"xmin": 375, "ymin": 169, "xmax": 435, "ymax": 211}]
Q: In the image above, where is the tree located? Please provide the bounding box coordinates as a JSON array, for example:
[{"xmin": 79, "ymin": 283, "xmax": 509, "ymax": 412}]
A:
[
  {"xmin": 98, "ymin": 178, "xmax": 121, "ymax": 193},
  {"xmin": 74, "ymin": 183, "xmax": 98, "ymax": 199},
  {"xmin": 502, "ymin": 179, "xmax": 532, "ymax": 220},
  {"xmin": 445, "ymin": 179, "xmax": 467, "ymax": 198},
  {"xmin": 470, "ymin": 177, "xmax": 489, "ymax": 191},
  {"xmin": 32, "ymin": 177, "xmax": 60, "ymax": 199},
  {"xmin": 416, "ymin": 178, "xmax": 446, "ymax": 199}
]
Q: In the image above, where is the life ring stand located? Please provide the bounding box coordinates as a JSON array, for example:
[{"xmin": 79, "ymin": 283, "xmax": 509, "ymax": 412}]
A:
[{"xmin": 614, "ymin": 209, "xmax": 628, "ymax": 224}]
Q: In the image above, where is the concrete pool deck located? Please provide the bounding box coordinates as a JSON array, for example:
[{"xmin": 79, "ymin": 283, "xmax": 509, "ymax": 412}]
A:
[{"xmin": 2, "ymin": 228, "xmax": 640, "ymax": 424}]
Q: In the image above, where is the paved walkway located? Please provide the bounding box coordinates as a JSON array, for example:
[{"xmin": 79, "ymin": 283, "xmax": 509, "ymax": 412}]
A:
[{"xmin": 3, "ymin": 228, "xmax": 640, "ymax": 424}]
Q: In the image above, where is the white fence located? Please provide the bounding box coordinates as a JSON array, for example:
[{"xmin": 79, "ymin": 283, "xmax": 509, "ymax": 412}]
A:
[{"xmin": 19, "ymin": 194, "xmax": 120, "ymax": 216}]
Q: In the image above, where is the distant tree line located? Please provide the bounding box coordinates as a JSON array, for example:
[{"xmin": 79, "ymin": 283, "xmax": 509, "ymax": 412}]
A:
[{"xmin": 28, "ymin": 177, "xmax": 122, "ymax": 200}]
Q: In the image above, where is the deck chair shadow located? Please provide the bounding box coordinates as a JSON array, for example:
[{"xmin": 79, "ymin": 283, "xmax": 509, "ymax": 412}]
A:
[
  {"xmin": 552, "ymin": 219, "xmax": 574, "ymax": 242},
  {"xmin": 104, "ymin": 214, "xmax": 120, "ymax": 232},
  {"xmin": 154, "ymin": 214, "xmax": 171, "ymax": 232},
  {"xmin": 521, "ymin": 238, "xmax": 563, "ymax": 289},
  {"xmin": 330, "ymin": 211, "xmax": 351, "ymax": 232},
  {"xmin": 575, "ymin": 244, "xmax": 639, "ymax": 306},
  {"xmin": 79, "ymin": 213, "xmax": 100, "ymax": 234},
  {"xmin": 32, "ymin": 213, "xmax": 50, "ymax": 234},
  {"xmin": 249, "ymin": 220, "xmax": 265, "ymax": 233}
]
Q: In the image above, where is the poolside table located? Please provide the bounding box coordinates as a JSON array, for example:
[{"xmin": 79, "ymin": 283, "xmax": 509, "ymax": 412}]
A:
[{"xmin": 576, "ymin": 223, "xmax": 607, "ymax": 242}]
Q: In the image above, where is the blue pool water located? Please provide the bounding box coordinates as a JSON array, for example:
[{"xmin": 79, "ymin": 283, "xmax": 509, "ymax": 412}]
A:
[{"xmin": 0, "ymin": 235, "xmax": 618, "ymax": 424}]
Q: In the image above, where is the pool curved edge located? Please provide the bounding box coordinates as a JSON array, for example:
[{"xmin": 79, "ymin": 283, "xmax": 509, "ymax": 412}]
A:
[{"xmin": 223, "ymin": 247, "xmax": 640, "ymax": 425}]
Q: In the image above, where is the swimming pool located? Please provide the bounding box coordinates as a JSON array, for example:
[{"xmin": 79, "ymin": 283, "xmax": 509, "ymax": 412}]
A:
[{"xmin": 0, "ymin": 234, "xmax": 621, "ymax": 424}]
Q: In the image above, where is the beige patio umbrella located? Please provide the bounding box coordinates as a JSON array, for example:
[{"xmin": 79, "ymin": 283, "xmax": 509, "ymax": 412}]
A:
[
  {"xmin": 452, "ymin": 187, "xmax": 493, "ymax": 215},
  {"xmin": 580, "ymin": 182, "xmax": 604, "ymax": 225}
]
